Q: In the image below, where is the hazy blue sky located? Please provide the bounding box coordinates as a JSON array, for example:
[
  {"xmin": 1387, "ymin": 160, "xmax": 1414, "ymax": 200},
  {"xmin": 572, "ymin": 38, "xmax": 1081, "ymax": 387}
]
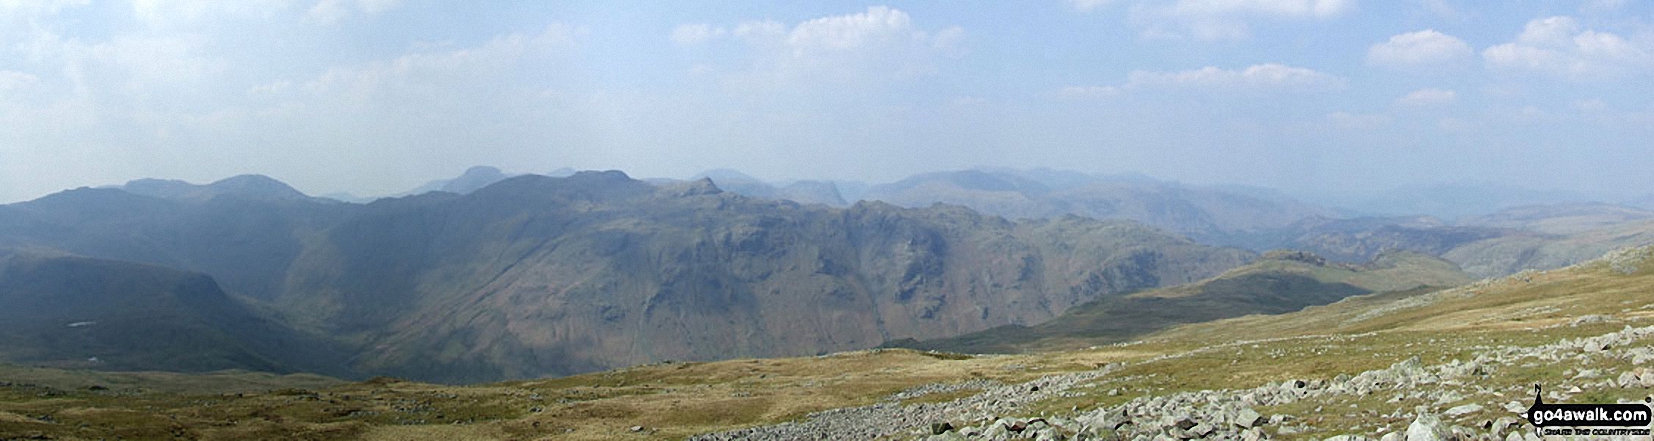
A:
[{"xmin": 2, "ymin": 0, "xmax": 1651, "ymax": 203}]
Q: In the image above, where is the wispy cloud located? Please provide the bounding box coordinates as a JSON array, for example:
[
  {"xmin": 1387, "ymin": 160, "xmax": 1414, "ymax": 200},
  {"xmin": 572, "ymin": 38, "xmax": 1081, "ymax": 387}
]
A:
[
  {"xmin": 1125, "ymin": 63, "xmax": 1346, "ymax": 91},
  {"xmin": 1483, "ymin": 16, "xmax": 1652, "ymax": 79},
  {"xmin": 1367, "ymin": 30, "xmax": 1473, "ymax": 70},
  {"xmin": 1395, "ymin": 88, "xmax": 1457, "ymax": 107}
]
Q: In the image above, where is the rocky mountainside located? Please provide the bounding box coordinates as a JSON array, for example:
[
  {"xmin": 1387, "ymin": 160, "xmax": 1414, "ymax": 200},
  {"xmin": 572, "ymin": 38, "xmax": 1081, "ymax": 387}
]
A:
[
  {"xmin": 0, "ymin": 171, "xmax": 1252, "ymax": 382},
  {"xmin": 889, "ymin": 250, "xmax": 1470, "ymax": 354},
  {"xmin": 691, "ymin": 169, "xmax": 849, "ymax": 207},
  {"xmin": 282, "ymin": 172, "xmax": 1252, "ymax": 382}
]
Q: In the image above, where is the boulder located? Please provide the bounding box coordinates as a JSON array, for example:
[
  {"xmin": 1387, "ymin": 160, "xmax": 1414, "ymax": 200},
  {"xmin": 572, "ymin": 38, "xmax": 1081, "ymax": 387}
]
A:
[
  {"xmin": 1406, "ymin": 409, "xmax": 1452, "ymax": 441},
  {"xmin": 1234, "ymin": 408, "xmax": 1265, "ymax": 428}
]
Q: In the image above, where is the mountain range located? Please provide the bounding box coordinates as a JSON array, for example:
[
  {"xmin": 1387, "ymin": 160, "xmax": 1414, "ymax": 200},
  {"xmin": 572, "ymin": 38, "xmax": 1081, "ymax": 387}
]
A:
[
  {"xmin": 4, "ymin": 166, "xmax": 1654, "ymax": 384},
  {"xmin": 0, "ymin": 171, "xmax": 1252, "ymax": 382}
]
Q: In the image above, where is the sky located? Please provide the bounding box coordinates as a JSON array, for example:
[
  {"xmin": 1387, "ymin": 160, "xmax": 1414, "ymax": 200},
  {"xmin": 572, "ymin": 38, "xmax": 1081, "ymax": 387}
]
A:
[{"xmin": 1, "ymin": 0, "xmax": 1651, "ymax": 203}]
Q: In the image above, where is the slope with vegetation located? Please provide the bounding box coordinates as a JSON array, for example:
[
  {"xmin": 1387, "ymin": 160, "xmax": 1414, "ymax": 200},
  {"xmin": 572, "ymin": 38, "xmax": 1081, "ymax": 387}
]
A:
[
  {"xmin": 0, "ymin": 249, "xmax": 354, "ymax": 377},
  {"xmin": 3, "ymin": 246, "xmax": 1649, "ymax": 440},
  {"xmin": 890, "ymin": 249, "xmax": 1472, "ymax": 354}
]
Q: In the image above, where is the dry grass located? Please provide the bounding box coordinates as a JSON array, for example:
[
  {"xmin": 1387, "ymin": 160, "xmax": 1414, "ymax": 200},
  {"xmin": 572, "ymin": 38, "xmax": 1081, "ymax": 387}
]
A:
[{"xmin": 2, "ymin": 251, "xmax": 1649, "ymax": 440}]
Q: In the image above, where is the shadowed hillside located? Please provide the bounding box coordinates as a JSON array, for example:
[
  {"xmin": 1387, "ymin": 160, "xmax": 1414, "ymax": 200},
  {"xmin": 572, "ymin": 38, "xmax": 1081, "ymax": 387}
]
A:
[{"xmin": 0, "ymin": 249, "xmax": 355, "ymax": 377}]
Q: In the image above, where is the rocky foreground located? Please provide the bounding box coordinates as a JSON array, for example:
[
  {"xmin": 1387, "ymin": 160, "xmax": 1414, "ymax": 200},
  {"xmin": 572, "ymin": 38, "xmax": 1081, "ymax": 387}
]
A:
[{"xmin": 693, "ymin": 321, "xmax": 1654, "ymax": 441}]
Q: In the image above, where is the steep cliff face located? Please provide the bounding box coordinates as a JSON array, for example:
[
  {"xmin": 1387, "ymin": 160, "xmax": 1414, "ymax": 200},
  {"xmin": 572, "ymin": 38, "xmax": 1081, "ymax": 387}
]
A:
[{"xmin": 284, "ymin": 173, "xmax": 1252, "ymax": 382}]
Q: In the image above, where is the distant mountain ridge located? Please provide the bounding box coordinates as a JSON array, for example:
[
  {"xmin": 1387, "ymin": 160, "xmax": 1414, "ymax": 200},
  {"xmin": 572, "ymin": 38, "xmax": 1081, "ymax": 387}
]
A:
[
  {"xmin": 855, "ymin": 168, "xmax": 1338, "ymax": 246},
  {"xmin": 0, "ymin": 171, "xmax": 1253, "ymax": 382},
  {"xmin": 690, "ymin": 169, "xmax": 850, "ymax": 207},
  {"xmin": 116, "ymin": 174, "xmax": 321, "ymax": 203},
  {"xmin": 7, "ymin": 168, "xmax": 1653, "ymax": 383}
]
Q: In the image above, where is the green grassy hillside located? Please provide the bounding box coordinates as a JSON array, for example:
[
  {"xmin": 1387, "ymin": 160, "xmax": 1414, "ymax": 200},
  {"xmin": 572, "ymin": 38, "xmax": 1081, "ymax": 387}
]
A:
[
  {"xmin": 889, "ymin": 250, "xmax": 1470, "ymax": 354},
  {"xmin": 0, "ymin": 249, "xmax": 356, "ymax": 377}
]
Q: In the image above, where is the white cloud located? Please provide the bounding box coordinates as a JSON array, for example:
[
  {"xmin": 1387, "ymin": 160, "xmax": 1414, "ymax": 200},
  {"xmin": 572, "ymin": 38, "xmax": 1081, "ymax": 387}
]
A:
[
  {"xmin": 0, "ymin": 70, "xmax": 39, "ymax": 93},
  {"xmin": 707, "ymin": 7, "xmax": 965, "ymax": 87},
  {"xmin": 1116, "ymin": 0, "xmax": 1355, "ymax": 40},
  {"xmin": 129, "ymin": 0, "xmax": 301, "ymax": 27},
  {"xmin": 671, "ymin": 23, "xmax": 726, "ymax": 46},
  {"xmin": 1125, "ymin": 63, "xmax": 1345, "ymax": 91},
  {"xmin": 1395, "ymin": 88, "xmax": 1457, "ymax": 106},
  {"xmin": 294, "ymin": 24, "xmax": 578, "ymax": 98},
  {"xmin": 1069, "ymin": 0, "xmax": 1116, "ymax": 11},
  {"xmin": 1059, "ymin": 85, "xmax": 1120, "ymax": 98},
  {"xmin": 782, "ymin": 6, "xmax": 925, "ymax": 52},
  {"xmin": 1482, "ymin": 16, "xmax": 1653, "ymax": 79},
  {"xmin": 308, "ymin": 0, "xmax": 403, "ymax": 24},
  {"xmin": 1328, "ymin": 111, "xmax": 1389, "ymax": 129},
  {"xmin": 1366, "ymin": 30, "xmax": 1473, "ymax": 70},
  {"xmin": 0, "ymin": 0, "xmax": 88, "ymax": 18},
  {"xmin": 1167, "ymin": 0, "xmax": 1352, "ymax": 18}
]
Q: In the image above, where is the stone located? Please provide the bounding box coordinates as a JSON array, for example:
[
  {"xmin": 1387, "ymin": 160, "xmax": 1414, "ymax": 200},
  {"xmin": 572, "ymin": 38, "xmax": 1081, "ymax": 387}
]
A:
[
  {"xmin": 1173, "ymin": 415, "xmax": 1197, "ymax": 430},
  {"xmin": 1406, "ymin": 409, "xmax": 1451, "ymax": 441},
  {"xmin": 1490, "ymin": 416, "xmax": 1518, "ymax": 437},
  {"xmin": 1234, "ymin": 408, "xmax": 1264, "ymax": 428},
  {"xmin": 1584, "ymin": 339, "xmax": 1608, "ymax": 353},
  {"xmin": 1444, "ymin": 403, "xmax": 1482, "ymax": 417},
  {"xmin": 1380, "ymin": 432, "xmax": 1402, "ymax": 441},
  {"xmin": 1189, "ymin": 422, "xmax": 1215, "ymax": 437},
  {"xmin": 930, "ymin": 422, "xmax": 954, "ymax": 435},
  {"xmin": 629, "ymin": 425, "xmax": 644, "ymax": 432}
]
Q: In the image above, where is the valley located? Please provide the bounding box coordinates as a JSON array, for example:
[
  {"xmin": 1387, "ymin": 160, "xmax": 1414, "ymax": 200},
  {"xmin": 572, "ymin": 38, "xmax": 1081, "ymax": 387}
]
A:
[{"xmin": 2, "ymin": 242, "xmax": 1649, "ymax": 440}]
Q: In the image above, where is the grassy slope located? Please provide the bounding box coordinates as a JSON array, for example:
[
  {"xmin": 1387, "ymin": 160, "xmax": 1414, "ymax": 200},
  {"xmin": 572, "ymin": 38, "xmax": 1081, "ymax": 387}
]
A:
[
  {"xmin": 893, "ymin": 250, "xmax": 1471, "ymax": 354},
  {"xmin": 1, "ymin": 246, "xmax": 1649, "ymax": 440}
]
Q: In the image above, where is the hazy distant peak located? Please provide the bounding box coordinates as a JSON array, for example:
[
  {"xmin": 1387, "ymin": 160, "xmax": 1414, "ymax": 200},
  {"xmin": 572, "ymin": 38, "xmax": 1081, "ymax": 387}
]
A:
[
  {"xmin": 467, "ymin": 170, "xmax": 649, "ymax": 203},
  {"xmin": 208, "ymin": 175, "xmax": 311, "ymax": 200},
  {"xmin": 439, "ymin": 166, "xmax": 510, "ymax": 195},
  {"xmin": 668, "ymin": 177, "xmax": 724, "ymax": 197},
  {"xmin": 115, "ymin": 174, "xmax": 310, "ymax": 202},
  {"xmin": 875, "ymin": 169, "xmax": 1052, "ymax": 196},
  {"xmin": 692, "ymin": 168, "xmax": 763, "ymax": 183},
  {"xmin": 398, "ymin": 165, "xmax": 519, "ymax": 197},
  {"xmin": 568, "ymin": 169, "xmax": 633, "ymax": 181}
]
